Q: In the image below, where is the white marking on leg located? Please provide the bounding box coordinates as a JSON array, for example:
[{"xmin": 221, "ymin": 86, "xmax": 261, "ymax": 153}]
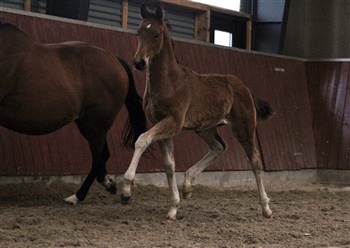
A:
[
  {"xmin": 64, "ymin": 194, "xmax": 78, "ymax": 205},
  {"xmin": 101, "ymin": 176, "xmax": 111, "ymax": 190},
  {"xmin": 122, "ymin": 132, "xmax": 151, "ymax": 198},
  {"xmin": 160, "ymin": 139, "xmax": 180, "ymax": 220},
  {"xmin": 251, "ymin": 151, "xmax": 272, "ymax": 218}
]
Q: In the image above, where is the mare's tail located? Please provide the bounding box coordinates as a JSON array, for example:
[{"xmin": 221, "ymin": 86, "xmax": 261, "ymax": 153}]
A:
[
  {"xmin": 252, "ymin": 95, "xmax": 275, "ymax": 120},
  {"xmin": 118, "ymin": 57, "xmax": 147, "ymax": 149}
]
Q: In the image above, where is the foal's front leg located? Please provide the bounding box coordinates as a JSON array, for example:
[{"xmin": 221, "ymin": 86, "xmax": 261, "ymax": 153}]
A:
[
  {"xmin": 121, "ymin": 120, "xmax": 180, "ymax": 205},
  {"xmin": 158, "ymin": 138, "xmax": 180, "ymax": 221},
  {"xmin": 120, "ymin": 131, "xmax": 151, "ymax": 204}
]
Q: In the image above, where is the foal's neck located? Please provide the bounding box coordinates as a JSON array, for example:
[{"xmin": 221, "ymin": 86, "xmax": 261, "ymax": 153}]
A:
[{"xmin": 149, "ymin": 29, "xmax": 179, "ymax": 78}]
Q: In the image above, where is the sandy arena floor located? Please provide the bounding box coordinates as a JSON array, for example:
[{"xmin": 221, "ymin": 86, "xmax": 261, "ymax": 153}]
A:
[{"xmin": 0, "ymin": 180, "xmax": 349, "ymax": 247}]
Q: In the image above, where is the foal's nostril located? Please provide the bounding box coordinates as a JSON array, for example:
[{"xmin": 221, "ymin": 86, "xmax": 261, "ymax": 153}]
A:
[{"xmin": 140, "ymin": 59, "xmax": 146, "ymax": 68}]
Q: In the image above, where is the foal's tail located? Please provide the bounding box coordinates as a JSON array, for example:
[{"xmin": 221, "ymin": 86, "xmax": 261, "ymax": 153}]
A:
[
  {"xmin": 252, "ymin": 95, "xmax": 275, "ymax": 120},
  {"xmin": 118, "ymin": 57, "xmax": 147, "ymax": 149}
]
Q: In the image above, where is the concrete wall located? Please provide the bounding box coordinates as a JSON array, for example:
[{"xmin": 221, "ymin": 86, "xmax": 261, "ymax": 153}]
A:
[{"xmin": 1, "ymin": 170, "xmax": 349, "ymax": 186}]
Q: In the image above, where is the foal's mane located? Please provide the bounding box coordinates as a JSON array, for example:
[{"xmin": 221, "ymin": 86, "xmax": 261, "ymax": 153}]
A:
[
  {"xmin": 164, "ymin": 18, "xmax": 173, "ymax": 32},
  {"xmin": 162, "ymin": 18, "xmax": 178, "ymax": 64}
]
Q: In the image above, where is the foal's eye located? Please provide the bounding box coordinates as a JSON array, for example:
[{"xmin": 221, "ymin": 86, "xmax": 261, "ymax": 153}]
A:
[{"xmin": 154, "ymin": 34, "xmax": 160, "ymax": 39}]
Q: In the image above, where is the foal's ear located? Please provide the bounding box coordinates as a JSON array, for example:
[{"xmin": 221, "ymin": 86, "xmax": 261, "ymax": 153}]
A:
[
  {"xmin": 155, "ymin": 5, "xmax": 164, "ymax": 20},
  {"xmin": 140, "ymin": 4, "xmax": 149, "ymax": 19}
]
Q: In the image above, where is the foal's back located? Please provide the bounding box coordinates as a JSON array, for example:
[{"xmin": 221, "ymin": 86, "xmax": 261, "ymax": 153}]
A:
[{"xmin": 178, "ymin": 66, "xmax": 254, "ymax": 130}]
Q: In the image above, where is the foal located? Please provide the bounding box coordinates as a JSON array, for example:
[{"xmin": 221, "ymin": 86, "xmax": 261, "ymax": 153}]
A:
[{"xmin": 122, "ymin": 5, "xmax": 274, "ymax": 221}]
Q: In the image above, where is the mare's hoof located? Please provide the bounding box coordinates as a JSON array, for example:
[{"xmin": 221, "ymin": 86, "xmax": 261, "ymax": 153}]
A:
[
  {"xmin": 64, "ymin": 194, "xmax": 79, "ymax": 205},
  {"xmin": 107, "ymin": 182, "xmax": 117, "ymax": 195},
  {"xmin": 120, "ymin": 194, "xmax": 132, "ymax": 205},
  {"xmin": 183, "ymin": 191, "xmax": 192, "ymax": 200}
]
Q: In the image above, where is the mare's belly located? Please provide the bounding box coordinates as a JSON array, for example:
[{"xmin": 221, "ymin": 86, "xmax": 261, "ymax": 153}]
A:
[{"xmin": 0, "ymin": 97, "xmax": 77, "ymax": 135}]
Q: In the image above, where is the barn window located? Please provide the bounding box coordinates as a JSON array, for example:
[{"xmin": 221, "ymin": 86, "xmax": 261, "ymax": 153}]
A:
[{"xmin": 214, "ymin": 30, "xmax": 233, "ymax": 47}]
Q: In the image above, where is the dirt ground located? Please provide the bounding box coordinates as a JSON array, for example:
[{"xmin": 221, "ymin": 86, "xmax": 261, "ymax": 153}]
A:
[{"xmin": 0, "ymin": 180, "xmax": 349, "ymax": 248}]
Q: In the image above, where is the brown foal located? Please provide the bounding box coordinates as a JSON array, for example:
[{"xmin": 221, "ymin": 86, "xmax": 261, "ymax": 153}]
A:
[{"xmin": 121, "ymin": 5, "xmax": 274, "ymax": 220}]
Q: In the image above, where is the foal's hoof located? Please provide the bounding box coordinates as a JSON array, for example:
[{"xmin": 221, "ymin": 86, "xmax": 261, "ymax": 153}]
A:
[
  {"xmin": 263, "ymin": 209, "xmax": 273, "ymax": 219},
  {"xmin": 107, "ymin": 182, "xmax": 117, "ymax": 195},
  {"xmin": 120, "ymin": 194, "xmax": 132, "ymax": 205},
  {"xmin": 165, "ymin": 217, "xmax": 176, "ymax": 223}
]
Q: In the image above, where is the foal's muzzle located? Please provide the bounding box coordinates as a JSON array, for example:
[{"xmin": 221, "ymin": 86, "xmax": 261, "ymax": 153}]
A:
[{"xmin": 133, "ymin": 58, "xmax": 146, "ymax": 71}]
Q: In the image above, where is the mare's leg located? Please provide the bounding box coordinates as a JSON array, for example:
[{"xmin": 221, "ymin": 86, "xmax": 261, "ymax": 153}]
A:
[
  {"xmin": 158, "ymin": 138, "xmax": 180, "ymax": 221},
  {"xmin": 230, "ymin": 117, "xmax": 272, "ymax": 218},
  {"xmin": 65, "ymin": 121, "xmax": 115, "ymax": 204},
  {"xmin": 80, "ymin": 140, "xmax": 115, "ymax": 194},
  {"xmin": 121, "ymin": 118, "xmax": 181, "ymax": 205},
  {"xmin": 182, "ymin": 128, "xmax": 227, "ymax": 199}
]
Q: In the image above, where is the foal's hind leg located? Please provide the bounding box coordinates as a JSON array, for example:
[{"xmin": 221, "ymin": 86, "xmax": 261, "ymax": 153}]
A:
[
  {"xmin": 230, "ymin": 121, "xmax": 272, "ymax": 218},
  {"xmin": 183, "ymin": 128, "xmax": 227, "ymax": 199}
]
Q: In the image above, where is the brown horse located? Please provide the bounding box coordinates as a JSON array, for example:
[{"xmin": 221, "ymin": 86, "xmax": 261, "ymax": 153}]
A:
[
  {"xmin": 0, "ymin": 20, "xmax": 147, "ymax": 204},
  {"xmin": 121, "ymin": 5, "xmax": 275, "ymax": 221}
]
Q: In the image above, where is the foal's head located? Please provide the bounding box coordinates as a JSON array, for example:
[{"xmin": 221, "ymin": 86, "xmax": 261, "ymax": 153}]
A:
[{"xmin": 132, "ymin": 5, "xmax": 167, "ymax": 71}]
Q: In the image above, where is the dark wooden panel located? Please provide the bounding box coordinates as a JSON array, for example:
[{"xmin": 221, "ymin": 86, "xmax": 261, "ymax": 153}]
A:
[
  {"xmin": 307, "ymin": 62, "xmax": 350, "ymax": 170},
  {"xmin": 0, "ymin": 128, "xmax": 17, "ymax": 175},
  {"xmin": 338, "ymin": 73, "xmax": 350, "ymax": 169},
  {"xmin": 281, "ymin": 59, "xmax": 317, "ymax": 169},
  {"xmin": 327, "ymin": 63, "xmax": 348, "ymax": 169}
]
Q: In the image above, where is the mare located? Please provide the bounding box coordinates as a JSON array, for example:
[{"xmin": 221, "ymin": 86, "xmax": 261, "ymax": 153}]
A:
[
  {"xmin": 121, "ymin": 5, "xmax": 275, "ymax": 221},
  {"xmin": 0, "ymin": 20, "xmax": 147, "ymax": 203}
]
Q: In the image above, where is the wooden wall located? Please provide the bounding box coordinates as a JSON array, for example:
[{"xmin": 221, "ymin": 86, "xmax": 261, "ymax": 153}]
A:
[
  {"xmin": 2, "ymin": 9, "xmax": 347, "ymax": 177},
  {"xmin": 307, "ymin": 62, "xmax": 350, "ymax": 169}
]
